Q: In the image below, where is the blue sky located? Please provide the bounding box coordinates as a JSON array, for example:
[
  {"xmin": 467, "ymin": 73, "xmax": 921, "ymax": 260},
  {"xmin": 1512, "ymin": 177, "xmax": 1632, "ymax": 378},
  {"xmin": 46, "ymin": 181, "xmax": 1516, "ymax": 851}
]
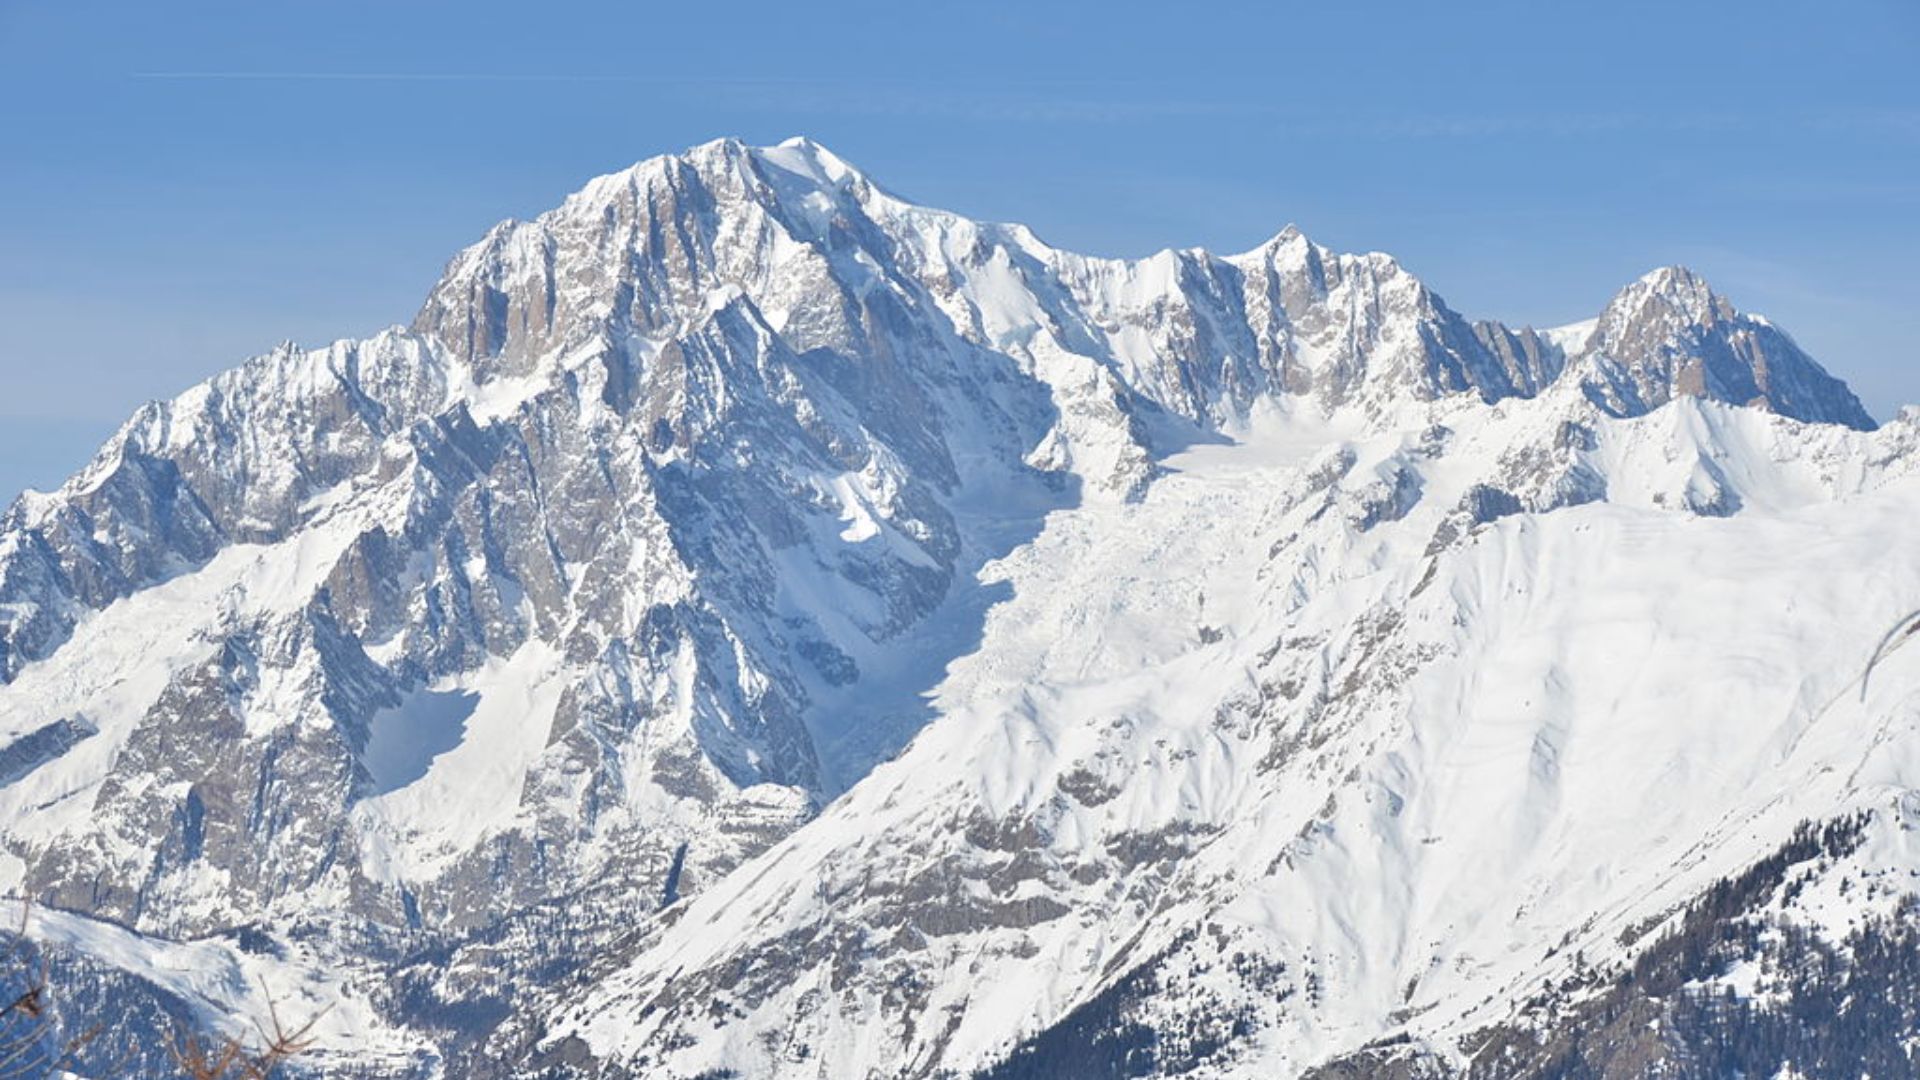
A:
[{"xmin": 2, "ymin": 0, "xmax": 1916, "ymax": 503}]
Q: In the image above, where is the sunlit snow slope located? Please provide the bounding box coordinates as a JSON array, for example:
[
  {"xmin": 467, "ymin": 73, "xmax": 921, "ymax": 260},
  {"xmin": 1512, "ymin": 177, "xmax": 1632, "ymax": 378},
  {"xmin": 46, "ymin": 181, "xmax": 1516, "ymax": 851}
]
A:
[{"xmin": 539, "ymin": 391, "xmax": 1920, "ymax": 1078}]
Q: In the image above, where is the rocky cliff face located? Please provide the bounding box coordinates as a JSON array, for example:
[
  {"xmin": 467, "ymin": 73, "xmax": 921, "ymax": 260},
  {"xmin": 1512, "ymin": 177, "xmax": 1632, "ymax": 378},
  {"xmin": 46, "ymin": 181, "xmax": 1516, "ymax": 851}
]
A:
[
  {"xmin": 0, "ymin": 137, "xmax": 1908, "ymax": 1079},
  {"xmin": 1573, "ymin": 265, "xmax": 1874, "ymax": 429}
]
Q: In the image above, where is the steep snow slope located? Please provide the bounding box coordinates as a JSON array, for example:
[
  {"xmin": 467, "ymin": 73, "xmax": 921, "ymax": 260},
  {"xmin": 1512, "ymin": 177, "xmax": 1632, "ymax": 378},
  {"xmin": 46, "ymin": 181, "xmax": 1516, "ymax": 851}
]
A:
[
  {"xmin": 0, "ymin": 137, "xmax": 1901, "ymax": 1076},
  {"xmin": 527, "ymin": 388, "xmax": 1920, "ymax": 1077}
]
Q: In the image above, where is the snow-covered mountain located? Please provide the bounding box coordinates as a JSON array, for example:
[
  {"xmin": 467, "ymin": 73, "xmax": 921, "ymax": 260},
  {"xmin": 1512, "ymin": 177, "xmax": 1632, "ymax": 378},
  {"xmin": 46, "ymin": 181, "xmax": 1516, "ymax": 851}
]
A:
[{"xmin": 0, "ymin": 137, "xmax": 1912, "ymax": 1079}]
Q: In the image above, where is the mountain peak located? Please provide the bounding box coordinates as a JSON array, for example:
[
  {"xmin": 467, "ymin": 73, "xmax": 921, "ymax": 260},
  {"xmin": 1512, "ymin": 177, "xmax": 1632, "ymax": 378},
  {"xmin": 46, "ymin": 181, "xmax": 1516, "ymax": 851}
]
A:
[
  {"xmin": 1638, "ymin": 263, "xmax": 1707, "ymax": 290},
  {"xmin": 1233, "ymin": 222, "xmax": 1315, "ymax": 261},
  {"xmin": 1578, "ymin": 264, "xmax": 1872, "ymax": 429},
  {"xmin": 409, "ymin": 137, "xmax": 1873, "ymax": 428},
  {"xmin": 1615, "ymin": 264, "xmax": 1732, "ymax": 325},
  {"xmin": 752, "ymin": 135, "xmax": 873, "ymax": 196}
]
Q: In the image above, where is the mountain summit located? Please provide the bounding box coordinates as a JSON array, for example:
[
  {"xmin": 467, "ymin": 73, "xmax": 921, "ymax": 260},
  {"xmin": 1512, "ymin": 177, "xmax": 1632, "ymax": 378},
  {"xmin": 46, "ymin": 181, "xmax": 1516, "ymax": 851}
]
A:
[
  {"xmin": 1575, "ymin": 265, "xmax": 1874, "ymax": 429},
  {"xmin": 0, "ymin": 139, "xmax": 1915, "ymax": 1079}
]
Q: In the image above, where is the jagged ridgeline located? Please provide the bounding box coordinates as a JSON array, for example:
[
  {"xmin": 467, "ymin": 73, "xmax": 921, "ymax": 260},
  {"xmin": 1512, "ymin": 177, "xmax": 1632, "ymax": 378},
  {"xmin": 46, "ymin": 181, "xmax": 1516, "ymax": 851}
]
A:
[{"xmin": 0, "ymin": 137, "xmax": 1915, "ymax": 1078}]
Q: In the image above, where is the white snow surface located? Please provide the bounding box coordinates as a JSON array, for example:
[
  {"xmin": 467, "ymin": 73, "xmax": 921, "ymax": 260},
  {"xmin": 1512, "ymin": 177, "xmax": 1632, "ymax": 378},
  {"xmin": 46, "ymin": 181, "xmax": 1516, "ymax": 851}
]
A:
[
  {"xmin": 551, "ymin": 393, "xmax": 1920, "ymax": 1077},
  {"xmin": 1542, "ymin": 317, "xmax": 1598, "ymax": 353},
  {"xmin": 352, "ymin": 641, "xmax": 568, "ymax": 882}
]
